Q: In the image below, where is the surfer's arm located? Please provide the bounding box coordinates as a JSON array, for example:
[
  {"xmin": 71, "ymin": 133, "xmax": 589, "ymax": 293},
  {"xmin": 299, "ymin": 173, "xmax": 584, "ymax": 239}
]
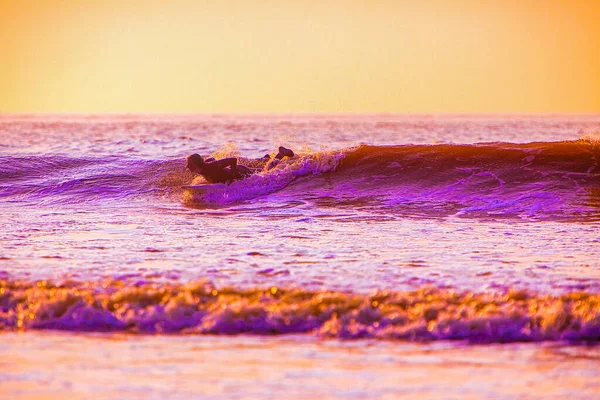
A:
[{"xmin": 211, "ymin": 158, "xmax": 238, "ymax": 174}]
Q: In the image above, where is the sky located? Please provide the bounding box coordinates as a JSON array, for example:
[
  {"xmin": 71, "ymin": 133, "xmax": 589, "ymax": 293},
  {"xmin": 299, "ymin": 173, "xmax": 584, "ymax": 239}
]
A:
[{"xmin": 1, "ymin": 0, "xmax": 599, "ymax": 113}]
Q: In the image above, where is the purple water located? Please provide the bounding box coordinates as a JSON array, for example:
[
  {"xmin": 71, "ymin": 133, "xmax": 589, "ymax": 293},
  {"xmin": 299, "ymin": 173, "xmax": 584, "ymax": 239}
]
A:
[{"xmin": 1, "ymin": 114, "xmax": 599, "ymax": 398}]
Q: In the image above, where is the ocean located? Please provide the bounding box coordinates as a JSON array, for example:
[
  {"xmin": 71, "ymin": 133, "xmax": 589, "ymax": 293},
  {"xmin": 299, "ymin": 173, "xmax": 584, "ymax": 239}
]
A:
[{"xmin": 1, "ymin": 114, "xmax": 599, "ymax": 399}]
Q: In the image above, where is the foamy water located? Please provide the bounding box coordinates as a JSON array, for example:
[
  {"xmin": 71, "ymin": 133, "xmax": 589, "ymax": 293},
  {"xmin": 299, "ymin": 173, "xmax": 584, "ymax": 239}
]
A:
[{"xmin": 1, "ymin": 114, "xmax": 599, "ymax": 398}]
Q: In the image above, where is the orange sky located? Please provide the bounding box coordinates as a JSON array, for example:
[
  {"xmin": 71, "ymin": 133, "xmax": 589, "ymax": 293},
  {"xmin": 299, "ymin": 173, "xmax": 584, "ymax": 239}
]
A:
[{"xmin": 1, "ymin": 0, "xmax": 598, "ymax": 113}]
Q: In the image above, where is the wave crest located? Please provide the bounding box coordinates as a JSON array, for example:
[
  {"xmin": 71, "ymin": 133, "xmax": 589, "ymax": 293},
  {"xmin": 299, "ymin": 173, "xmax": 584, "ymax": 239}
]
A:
[
  {"xmin": 184, "ymin": 150, "xmax": 344, "ymax": 205},
  {"xmin": 1, "ymin": 279, "xmax": 598, "ymax": 342}
]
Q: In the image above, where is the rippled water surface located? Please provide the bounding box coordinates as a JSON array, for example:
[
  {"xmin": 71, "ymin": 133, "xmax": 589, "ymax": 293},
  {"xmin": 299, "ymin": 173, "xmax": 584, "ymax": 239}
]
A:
[{"xmin": 3, "ymin": 332, "xmax": 599, "ymax": 400}]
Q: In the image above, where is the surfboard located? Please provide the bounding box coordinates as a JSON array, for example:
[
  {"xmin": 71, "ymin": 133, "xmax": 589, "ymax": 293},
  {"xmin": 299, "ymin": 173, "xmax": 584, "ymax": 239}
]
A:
[{"xmin": 182, "ymin": 183, "xmax": 227, "ymax": 191}]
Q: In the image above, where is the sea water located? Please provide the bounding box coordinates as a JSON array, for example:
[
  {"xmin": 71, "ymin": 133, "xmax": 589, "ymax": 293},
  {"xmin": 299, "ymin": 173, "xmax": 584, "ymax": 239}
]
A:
[{"xmin": 1, "ymin": 114, "xmax": 599, "ymax": 399}]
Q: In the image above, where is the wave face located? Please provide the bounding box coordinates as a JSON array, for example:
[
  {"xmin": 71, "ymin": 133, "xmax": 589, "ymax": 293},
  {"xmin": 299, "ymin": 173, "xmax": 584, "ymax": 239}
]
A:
[
  {"xmin": 1, "ymin": 279, "xmax": 598, "ymax": 342},
  {"xmin": 1, "ymin": 140, "xmax": 599, "ymax": 220},
  {"xmin": 325, "ymin": 140, "xmax": 600, "ymax": 220}
]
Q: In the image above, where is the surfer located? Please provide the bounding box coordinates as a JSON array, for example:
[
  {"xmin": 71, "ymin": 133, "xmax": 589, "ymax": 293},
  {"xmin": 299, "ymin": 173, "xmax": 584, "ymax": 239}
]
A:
[{"xmin": 186, "ymin": 146, "xmax": 294, "ymax": 184}]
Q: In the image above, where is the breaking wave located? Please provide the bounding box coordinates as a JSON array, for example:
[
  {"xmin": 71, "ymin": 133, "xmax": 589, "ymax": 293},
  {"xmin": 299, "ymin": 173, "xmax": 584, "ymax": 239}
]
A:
[
  {"xmin": 183, "ymin": 150, "xmax": 344, "ymax": 204},
  {"xmin": 1, "ymin": 279, "xmax": 598, "ymax": 342},
  {"xmin": 184, "ymin": 139, "xmax": 600, "ymax": 219},
  {"xmin": 1, "ymin": 140, "xmax": 598, "ymax": 219}
]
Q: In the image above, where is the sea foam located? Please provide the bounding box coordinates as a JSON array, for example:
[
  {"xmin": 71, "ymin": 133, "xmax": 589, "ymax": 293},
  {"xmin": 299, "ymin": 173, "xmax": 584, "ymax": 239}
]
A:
[{"xmin": 2, "ymin": 279, "xmax": 598, "ymax": 342}]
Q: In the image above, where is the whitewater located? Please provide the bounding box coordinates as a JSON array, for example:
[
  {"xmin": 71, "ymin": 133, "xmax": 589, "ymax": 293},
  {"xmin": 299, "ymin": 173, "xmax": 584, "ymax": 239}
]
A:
[{"xmin": 1, "ymin": 114, "xmax": 599, "ymax": 399}]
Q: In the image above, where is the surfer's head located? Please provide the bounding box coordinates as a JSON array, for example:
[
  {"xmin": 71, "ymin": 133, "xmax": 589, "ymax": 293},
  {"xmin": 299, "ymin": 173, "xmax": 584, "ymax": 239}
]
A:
[{"xmin": 186, "ymin": 154, "xmax": 205, "ymax": 173}]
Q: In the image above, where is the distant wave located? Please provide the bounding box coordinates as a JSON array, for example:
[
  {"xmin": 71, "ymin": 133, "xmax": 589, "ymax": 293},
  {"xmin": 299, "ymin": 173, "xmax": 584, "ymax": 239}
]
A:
[
  {"xmin": 1, "ymin": 140, "xmax": 599, "ymax": 220},
  {"xmin": 1, "ymin": 278, "xmax": 598, "ymax": 342}
]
